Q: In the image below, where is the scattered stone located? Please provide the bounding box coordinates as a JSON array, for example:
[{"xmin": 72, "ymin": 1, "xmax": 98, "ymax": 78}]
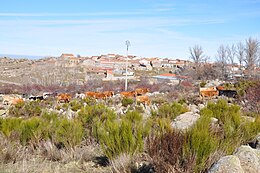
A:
[
  {"xmin": 0, "ymin": 109, "xmax": 6, "ymax": 116},
  {"xmin": 241, "ymin": 116, "xmax": 255, "ymax": 122},
  {"xmin": 234, "ymin": 145, "xmax": 260, "ymax": 173},
  {"xmin": 171, "ymin": 112, "xmax": 200, "ymax": 130},
  {"xmin": 63, "ymin": 108, "xmax": 75, "ymax": 119},
  {"xmin": 188, "ymin": 104, "xmax": 199, "ymax": 113},
  {"xmin": 141, "ymin": 104, "xmax": 151, "ymax": 118},
  {"xmin": 209, "ymin": 155, "xmax": 244, "ymax": 173},
  {"xmin": 198, "ymin": 103, "xmax": 205, "ymax": 110},
  {"xmin": 211, "ymin": 117, "xmax": 218, "ymax": 124}
]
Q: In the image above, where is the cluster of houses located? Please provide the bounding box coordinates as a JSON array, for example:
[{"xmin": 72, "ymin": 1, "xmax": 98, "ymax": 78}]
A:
[
  {"xmin": 1, "ymin": 53, "xmax": 259, "ymax": 87},
  {"xmin": 55, "ymin": 53, "xmax": 191, "ymax": 81},
  {"xmin": 54, "ymin": 53, "xmax": 260, "ymax": 83}
]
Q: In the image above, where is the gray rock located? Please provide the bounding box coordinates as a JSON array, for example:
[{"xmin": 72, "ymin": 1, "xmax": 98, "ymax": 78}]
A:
[
  {"xmin": 256, "ymin": 134, "xmax": 260, "ymax": 149},
  {"xmin": 171, "ymin": 112, "xmax": 200, "ymax": 130},
  {"xmin": 198, "ymin": 104, "xmax": 205, "ymax": 110},
  {"xmin": 152, "ymin": 91, "xmax": 160, "ymax": 95},
  {"xmin": 63, "ymin": 108, "xmax": 75, "ymax": 119},
  {"xmin": 241, "ymin": 116, "xmax": 255, "ymax": 122},
  {"xmin": 0, "ymin": 109, "xmax": 6, "ymax": 116},
  {"xmin": 208, "ymin": 155, "xmax": 244, "ymax": 173},
  {"xmin": 211, "ymin": 117, "xmax": 218, "ymax": 124},
  {"xmin": 255, "ymin": 149, "xmax": 260, "ymax": 162},
  {"xmin": 234, "ymin": 145, "xmax": 260, "ymax": 173},
  {"xmin": 142, "ymin": 104, "xmax": 151, "ymax": 117},
  {"xmin": 188, "ymin": 104, "xmax": 199, "ymax": 113},
  {"xmin": 115, "ymin": 107, "xmax": 124, "ymax": 115}
]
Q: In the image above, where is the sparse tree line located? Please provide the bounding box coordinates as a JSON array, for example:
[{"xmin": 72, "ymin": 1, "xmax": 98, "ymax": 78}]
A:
[{"xmin": 189, "ymin": 37, "xmax": 260, "ymax": 80}]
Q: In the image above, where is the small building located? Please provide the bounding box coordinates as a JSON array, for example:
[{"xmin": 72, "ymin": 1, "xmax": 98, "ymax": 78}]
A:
[
  {"xmin": 60, "ymin": 53, "xmax": 75, "ymax": 60},
  {"xmin": 153, "ymin": 73, "xmax": 190, "ymax": 81}
]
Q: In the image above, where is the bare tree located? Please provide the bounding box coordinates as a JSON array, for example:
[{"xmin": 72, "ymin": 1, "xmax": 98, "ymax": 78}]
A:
[
  {"xmin": 244, "ymin": 37, "xmax": 259, "ymax": 76},
  {"xmin": 216, "ymin": 45, "xmax": 228, "ymax": 79},
  {"xmin": 189, "ymin": 45, "xmax": 208, "ymax": 80},
  {"xmin": 226, "ymin": 44, "xmax": 236, "ymax": 65},
  {"xmin": 189, "ymin": 45, "xmax": 205, "ymax": 72},
  {"xmin": 237, "ymin": 41, "xmax": 244, "ymax": 70},
  {"xmin": 189, "ymin": 45, "xmax": 205, "ymax": 64}
]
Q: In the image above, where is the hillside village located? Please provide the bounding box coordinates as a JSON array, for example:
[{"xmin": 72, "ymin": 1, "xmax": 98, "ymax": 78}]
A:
[{"xmin": 0, "ymin": 53, "xmax": 255, "ymax": 87}]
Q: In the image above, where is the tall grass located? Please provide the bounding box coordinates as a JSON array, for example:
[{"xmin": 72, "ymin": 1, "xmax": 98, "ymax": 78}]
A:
[{"xmin": 96, "ymin": 111, "xmax": 150, "ymax": 159}]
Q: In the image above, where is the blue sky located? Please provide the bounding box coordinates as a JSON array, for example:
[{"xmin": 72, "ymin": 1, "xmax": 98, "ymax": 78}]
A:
[{"xmin": 0, "ymin": 0, "xmax": 260, "ymax": 60}]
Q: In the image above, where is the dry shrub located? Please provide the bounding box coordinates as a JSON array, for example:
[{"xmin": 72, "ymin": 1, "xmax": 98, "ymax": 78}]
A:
[
  {"xmin": 243, "ymin": 81, "xmax": 260, "ymax": 113},
  {"xmin": 151, "ymin": 97, "xmax": 167, "ymax": 106},
  {"xmin": 131, "ymin": 153, "xmax": 154, "ymax": 173},
  {"xmin": 0, "ymin": 84, "xmax": 22, "ymax": 94},
  {"xmin": 0, "ymin": 135, "xmax": 21, "ymax": 164},
  {"xmin": 39, "ymin": 140, "xmax": 63, "ymax": 161},
  {"xmin": 147, "ymin": 131, "xmax": 195, "ymax": 173},
  {"xmin": 74, "ymin": 142, "xmax": 101, "ymax": 162},
  {"xmin": 110, "ymin": 153, "xmax": 132, "ymax": 173},
  {"xmin": 36, "ymin": 139, "xmax": 102, "ymax": 164}
]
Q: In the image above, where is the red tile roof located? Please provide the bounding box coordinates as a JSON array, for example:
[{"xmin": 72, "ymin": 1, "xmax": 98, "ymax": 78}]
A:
[
  {"xmin": 61, "ymin": 53, "xmax": 74, "ymax": 56},
  {"xmin": 159, "ymin": 73, "xmax": 177, "ymax": 77}
]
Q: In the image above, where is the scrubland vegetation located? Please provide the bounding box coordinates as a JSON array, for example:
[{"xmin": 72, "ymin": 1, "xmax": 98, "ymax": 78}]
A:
[{"xmin": 0, "ymin": 79, "xmax": 259, "ymax": 172}]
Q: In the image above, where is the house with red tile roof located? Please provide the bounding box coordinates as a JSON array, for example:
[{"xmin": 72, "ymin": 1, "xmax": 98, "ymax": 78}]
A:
[
  {"xmin": 60, "ymin": 53, "xmax": 75, "ymax": 60},
  {"xmin": 56, "ymin": 53, "xmax": 80, "ymax": 67}
]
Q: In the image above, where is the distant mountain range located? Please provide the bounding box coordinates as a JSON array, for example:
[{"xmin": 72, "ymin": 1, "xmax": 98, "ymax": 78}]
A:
[{"xmin": 0, "ymin": 54, "xmax": 45, "ymax": 59}]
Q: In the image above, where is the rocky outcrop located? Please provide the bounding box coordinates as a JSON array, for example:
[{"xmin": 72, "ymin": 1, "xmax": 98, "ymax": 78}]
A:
[
  {"xmin": 171, "ymin": 112, "xmax": 200, "ymax": 130},
  {"xmin": 209, "ymin": 145, "xmax": 260, "ymax": 173},
  {"xmin": 233, "ymin": 145, "xmax": 260, "ymax": 173},
  {"xmin": 208, "ymin": 155, "xmax": 244, "ymax": 173},
  {"xmin": 188, "ymin": 104, "xmax": 199, "ymax": 113}
]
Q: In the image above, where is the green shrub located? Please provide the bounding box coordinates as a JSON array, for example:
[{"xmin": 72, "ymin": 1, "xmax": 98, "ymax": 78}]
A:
[
  {"xmin": 77, "ymin": 104, "xmax": 116, "ymax": 137},
  {"xmin": 41, "ymin": 111, "xmax": 59, "ymax": 122},
  {"xmin": 20, "ymin": 117, "xmax": 45, "ymax": 145},
  {"xmin": 134, "ymin": 105, "xmax": 144, "ymax": 113},
  {"xmin": 200, "ymin": 81, "xmax": 207, "ymax": 87},
  {"xmin": 155, "ymin": 102, "xmax": 188, "ymax": 120},
  {"xmin": 69, "ymin": 100, "xmax": 84, "ymax": 111},
  {"xmin": 223, "ymin": 83, "xmax": 233, "ymax": 90},
  {"xmin": 8, "ymin": 101, "xmax": 42, "ymax": 117},
  {"xmin": 178, "ymin": 98, "xmax": 187, "ymax": 105},
  {"xmin": 0, "ymin": 118, "xmax": 22, "ymax": 139},
  {"xmin": 96, "ymin": 111, "xmax": 150, "ymax": 159},
  {"xmin": 61, "ymin": 102, "xmax": 70, "ymax": 110},
  {"xmin": 152, "ymin": 97, "xmax": 167, "ymax": 105},
  {"xmin": 121, "ymin": 97, "xmax": 134, "ymax": 107},
  {"xmin": 239, "ymin": 116, "xmax": 260, "ymax": 143},
  {"xmin": 82, "ymin": 97, "xmax": 96, "ymax": 105},
  {"xmin": 53, "ymin": 118, "xmax": 84, "ymax": 148},
  {"xmin": 148, "ymin": 117, "xmax": 172, "ymax": 136},
  {"xmin": 184, "ymin": 116, "xmax": 219, "ymax": 172},
  {"xmin": 206, "ymin": 99, "xmax": 241, "ymax": 138}
]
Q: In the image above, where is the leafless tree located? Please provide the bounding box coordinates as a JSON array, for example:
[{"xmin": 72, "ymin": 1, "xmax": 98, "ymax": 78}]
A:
[
  {"xmin": 244, "ymin": 37, "xmax": 259, "ymax": 75},
  {"xmin": 237, "ymin": 41, "xmax": 245, "ymax": 70},
  {"xmin": 216, "ymin": 45, "xmax": 228, "ymax": 79},
  {"xmin": 226, "ymin": 44, "xmax": 236, "ymax": 65},
  {"xmin": 189, "ymin": 45, "xmax": 205, "ymax": 75},
  {"xmin": 189, "ymin": 45, "xmax": 205, "ymax": 64}
]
